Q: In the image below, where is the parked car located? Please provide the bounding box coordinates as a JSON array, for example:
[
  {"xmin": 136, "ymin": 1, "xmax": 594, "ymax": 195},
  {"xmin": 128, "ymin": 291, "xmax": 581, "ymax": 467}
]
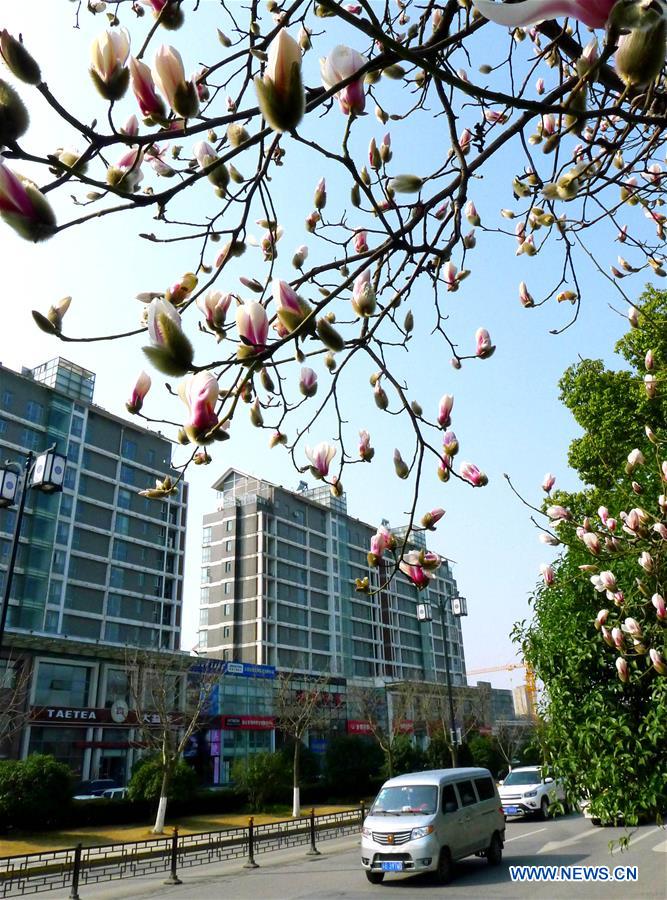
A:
[
  {"xmin": 361, "ymin": 767, "xmax": 505, "ymax": 885},
  {"xmin": 101, "ymin": 787, "xmax": 128, "ymax": 801},
  {"xmin": 73, "ymin": 778, "xmax": 119, "ymax": 798},
  {"xmin": 498, "ymin": 766, "xmax": 566, "ymax": 819}
]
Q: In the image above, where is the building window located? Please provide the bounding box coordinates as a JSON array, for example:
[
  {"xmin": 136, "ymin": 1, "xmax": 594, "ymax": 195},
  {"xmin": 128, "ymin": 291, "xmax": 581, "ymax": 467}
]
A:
[
  {"xmin": 44, "ymin": 610, "xmax": 59, "ymax": 633},
  {"xmin": 115, "ymin": 513, "xmax": 130, "ymax": 536},
  {"xmin": 224, "ymin": 603, "xmax": 231, "ymax": 616},
  {"xmin": 118, "ymin": 488, "xmax": 132, "ymax": 509},
  {"xmin": 200, "ymin": 587, "xmax": 209, "ymax": 604},
  {"xmin": 0, "ymin": 419, "xmax": 6, "ymax": 435},
  {"xmin": 55, "ymin": 522, "xmax": 70, "ymax": 546},
  {"xmin": 199, "ymin": 609, "xmax": 208, "ymax": 626},
  {"xmin": 224, "ymin": 561, "xmax": 232, "ymax": 574},
  {"xmin": 224, "ymin": 583, "xmax": 231, "ymax": 595},
  {"xmin": 26, "ymin": 401, "xmax": 44, "ymax": 423},
  {"xmin": 223, "ymin": 626, "xmax": 230, "ymax": 638},
  {"xmin": 120, "ymin": 464, "xmax": 135, "ymax": 485},
  {"xmin": 201, "ymin": 568, "xmax": 211, "ymax": 584},
  {"xmin": 67, "ymin": 441, "xmax": 80, "ymax": 462},
  {"xmin": 202, "ymin": 546, "xmax": 211, "ymax": 564},
  {"xmin": 225, "ymin": 520, "xmax": 234, "ymax": 532},
  {"xmin": 2, "ymin": 389, "xmax": 13, "ymax": 409},
  {"xmin": 146, "ymin": 448, "xmax": 156, "ymax": 466},
  {"xmin": 28, "ymin": 727, "xmax": 87, "ymax": 778},
  {"xmin": 107, "ymin": 594, "xmax": 121, "ymax": 617},
  {"xmin": 34, "ymin": 661, "xmax": 92, "ymax": 707},
  {"xmin": 110, "ymin": 566, "xmax": 124, "ymax": 588},
  {"xmin": 112, "ymin": 540, "xmax": 128, "ymax": 561},
  {"xmin": 70, "ymin": 415, "xmax": 83, "ymax": 437},
  {"xmin": 60, "ymin": 494, "xmax": 73, "ymax": 518},
  {"xmin": 52, "ymin": 550, "xmax": 66, "ymax": 575},
  {"xmin": 21, "ymin": 428, "xmax": 42, "ymax": 450},
  {"xmin": 225, "ymin": 541, "xmax": 232, "ymax": 552},
  {"xmin": 121, "ymin": 437, "xmax": 137, "ymax": 460},
  {"xmin": 202, "ymin": 526, "xmax": 212, "ymax": 545},
  {"xmin": 64, "ymin": 466, "xmax": 76, "ymax": 491},
  {"xmin": 198, "ymin": 630, "xmax": 208, "ymax": 649}
]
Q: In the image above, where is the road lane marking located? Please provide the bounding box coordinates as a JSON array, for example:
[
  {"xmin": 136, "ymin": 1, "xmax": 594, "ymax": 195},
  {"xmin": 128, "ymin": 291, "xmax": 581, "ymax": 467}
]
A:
[
  {"xmin": 652, "ymin": 839, "xmax": 667, "ymax": 853},
  {"xmin": 611, "ymin": 826, "xmax": 663, "ymax": 856},
  {"xmin": 505, "ymin": 828, "xmax": 547, "ymax": 843}
]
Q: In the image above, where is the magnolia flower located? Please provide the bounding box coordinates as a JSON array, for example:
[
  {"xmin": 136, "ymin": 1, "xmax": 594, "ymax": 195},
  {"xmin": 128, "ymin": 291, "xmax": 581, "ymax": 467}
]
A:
[
  {"xmin": 652, "ymin": 593, "xmax": 666, "ymax": 619},
  {"xmin": 178, "ymin": 371, "xmax": 219, "ymax": 444},
  {"xmin": 108, "ymin": 146, "xmax": 144, "ymax": 192},
  {"xmin": 611, "ymin": 627, "xmax": 624, "ymax": 650},
  {"xmin": 368, "ymin": 525, "xmax": 394, "ymax": 564},
  {"xmin": 590, "ymin": 570, "xmax": 617, "ymax": 594},
  {"xmin": 351, "ymin": 269, "xmax": 376, "ymax": 317},
  {"xmin": 644, "ymin": 374, "xmax": 657, "ymax": 398},
  {"xmin": 359, "ymin": 429, "xmax": 374, "ymax": 462},
  {"xmin": 465, "ymin": 200, "xmax": 480, "ymax": 226},
  {"xmin": 353, "ymin": 230, "xmax": 368, "ymax": 253},
  {"xmin": 0, "ymin": 157, "xmax": 56, "ymax": 242},
  {"xmin": 273, "ymin": 278, "xmax": 311, "ymax": 333},
  {"xmin": 615, "ymin": 656, "xmax": 629, "ymax": 683},
  {"xmin": 255, "ymin": 28, "xmax": 304, "ymax": 132},
  {"xmin": 292, "ymin": 244, "xmax": 308, "ymax": 268},
  {"xmin": 442, "ymin": 431, "xmax": 459, "ymax": 457},
  {"xmin": 539, "ymin": 533, "xmax": 560, "ymax": 546},
  {"xmin": 460, "ymin": 461, "xmax": 488, "ymax": 487},
  {"xmin": 621, "ymin": 617, "xmax": 642, "ymax": 638},
  {"xmin": 627, "ymin": 448, "xmax": 645, "ymax": 469},
  {"xmin": 519, "ymin": 281, "xmax": 534, "ymax": 308},
  {"xmin": 120, "ymin": 114, "xmax": 139, "ymax": 136},
  {"xmin": 638, "ymin": 551, "xmax": 654, "ymax": 573},
  {"xmin": 421, "ymin": 508, "xmax": 445, "ymax": 530},
  {"xmin": 649, "ymin": 648, "xmax": 667, "ymax": 675},
  {"xmin": 305, "ymin": 442, "xmax": 336, "ymax": 478},
  {"xmin": 547, "ymin": 505, "xmax": 570, "ymax": 521},
  {"xmin": 399, "ymin": 550, "xmax": 438, "ymax": 590},
  {"xmin": 196, "ymin": 290, "xmax": 232, "ymax": 333},
  {"xmin": 299, "ymin": 366, "xmax": 318, "ymax": 397},
  {"xmin": 542, "ymin": 473, "xmax": 556, "ymax": 493},
  {"xmin": 474, "ymin": 0, "xmax": 617, "ymax": 29},
  {"xmin": 314, "ymin": 177, "xmax": 326, "ymax": 209},
  {"xmin": 595, "ymin": 609, "xmax": 608, "ymax": 629},
  {"xmin": 443, "ymin": 261, "xmax": 459, "ymax": 291},
  {"xmin": 153, "ymin": 44, "xmax": 199, "ymax": 117},
  {"xmin": 126, "ymin": 371, "xmax": 152, "ymax": 414},
  {"xmin": 236, "ymin": 300, "xmax": 269, "ymax": 350},
  {"xmin": 540, "ymin": 563, "xmax": 554, "ymax": 586},
  {"xmin": 438, "ymin": 394, "xmax": 454, "ymax": 428},
  {"xmin": 44, "ymin": 296, "xmax": 72, "ymax": 333},
  {"xmin": 144, "ymin": 297, "xmax": 194, "ymax": 375},
  {"xmin": 320, "ymin": 45, "xmax": 366, "ymax": 115},
  {"xmin": 393, "ymin": 449, "xmax": 409, "ymax": 479},
  {"xmin": 130, "ymin": 56, "xmax": 165, "ymax": 119},
  {"xmin": 582, "ymin": 532, "xmax": 601, "ymax": 555},
  {"xmin": 90, "ymin": 28, "xmax": 130, "ymax": 100},
  {"xmin": 475, "ymin": 327, "xmax": 495, "ymax": 359}
]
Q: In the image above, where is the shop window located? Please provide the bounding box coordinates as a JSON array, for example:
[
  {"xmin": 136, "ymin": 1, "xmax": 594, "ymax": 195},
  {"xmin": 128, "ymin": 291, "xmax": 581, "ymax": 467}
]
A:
[
  {"xmin": 34, "ymin": 661, "xmax": 92, "ymax": 707},
  {"xmin": 28, "ymin": 727, "xmax": 88, "ymax": 778}
]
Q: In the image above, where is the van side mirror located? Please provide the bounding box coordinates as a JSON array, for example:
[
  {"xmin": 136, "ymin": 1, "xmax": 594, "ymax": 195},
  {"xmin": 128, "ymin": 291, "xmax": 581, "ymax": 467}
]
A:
[
  {"xmin": 544, "ymin": 776, "xmax": 554, "ymax": 784},
  {"xmin": 498, "ymin": 780, "xmax": 503, "ymax": 786}
]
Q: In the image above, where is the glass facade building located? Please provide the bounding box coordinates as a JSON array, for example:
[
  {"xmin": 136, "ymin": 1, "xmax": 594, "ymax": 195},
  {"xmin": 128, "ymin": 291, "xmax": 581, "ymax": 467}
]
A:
[
  {"xmin": 199, "ymin": 469, "xmax": 467, "ymax": 686},
  {"xmin": 0, "ymin": 358, "xmax": 187, "ymax": 650}
]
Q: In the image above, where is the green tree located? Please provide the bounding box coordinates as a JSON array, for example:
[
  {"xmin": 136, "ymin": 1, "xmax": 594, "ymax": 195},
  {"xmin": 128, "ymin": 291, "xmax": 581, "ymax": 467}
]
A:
[
  {"xmin": 127, "ymin": 755, "xmax": 197, "ymax": 805},
  {"xmin": 0, "ymin": 754, "xmax": 72, "ymax": 829},
  {"xmin": 516, "ymin": 288, "xmax": 667, "ymax": 826},
  {"xmin": 324, "ymin": 736, "xmax": 383, "ymax": 798},
  {"xmin": 231, "ymin": 752, "xmax": 290, "ymax": 812}
]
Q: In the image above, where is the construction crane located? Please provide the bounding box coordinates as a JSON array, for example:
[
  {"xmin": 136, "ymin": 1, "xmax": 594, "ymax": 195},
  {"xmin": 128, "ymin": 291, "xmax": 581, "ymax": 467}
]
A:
[{"xmin": 466, "ymin": 663, "xmax": 538, "ymax": 718}]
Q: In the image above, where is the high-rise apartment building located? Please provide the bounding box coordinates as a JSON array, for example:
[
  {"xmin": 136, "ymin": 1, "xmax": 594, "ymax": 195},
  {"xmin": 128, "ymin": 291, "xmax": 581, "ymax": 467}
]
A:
[
  {"xmin": 199, "ymin": 469, "xmax": 466, "ymax": 685},
  {"xmin": 0, "ymin": 358, "xmax": 187, "ymax": 650}
]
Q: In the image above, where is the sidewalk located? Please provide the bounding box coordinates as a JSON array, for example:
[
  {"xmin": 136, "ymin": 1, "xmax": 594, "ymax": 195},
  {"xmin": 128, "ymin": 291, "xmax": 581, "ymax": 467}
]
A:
[{"xmin": 50, "ymin": 833, "xmax": 361, "ymax": 899}]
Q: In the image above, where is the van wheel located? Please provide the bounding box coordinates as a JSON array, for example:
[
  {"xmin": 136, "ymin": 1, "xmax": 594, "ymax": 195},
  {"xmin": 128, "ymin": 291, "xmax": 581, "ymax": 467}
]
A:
[
  {"xmin": 486, "ymin": 833, "xmax": 503, "ymax": 866},
  {"xmin": 540, "ymin": 797, "xmax": 550, "ymax": 820},
  {"xmin": 366, "ymin": 871, "xmax": 384, "ymax": 884},
  {"xmin": 435, "ymin": 848, "xmax": 453, "ymax": 884}
]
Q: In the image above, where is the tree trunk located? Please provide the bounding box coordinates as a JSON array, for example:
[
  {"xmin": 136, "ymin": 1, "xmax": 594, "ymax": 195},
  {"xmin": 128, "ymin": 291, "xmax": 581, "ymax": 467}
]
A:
[
  {"xmin": 292, "ymin": 739, "xmax": 301, "ymax": 817},
  {"xmin": 152, "ymin": 766, "xmax": 171, "ymax": 834}
]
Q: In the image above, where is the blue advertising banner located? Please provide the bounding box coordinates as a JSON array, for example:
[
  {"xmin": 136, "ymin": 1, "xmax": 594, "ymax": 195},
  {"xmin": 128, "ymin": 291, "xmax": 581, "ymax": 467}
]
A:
[{"xmin": 190, "ymin": 659, "xmax": 276, "ymax": 679}]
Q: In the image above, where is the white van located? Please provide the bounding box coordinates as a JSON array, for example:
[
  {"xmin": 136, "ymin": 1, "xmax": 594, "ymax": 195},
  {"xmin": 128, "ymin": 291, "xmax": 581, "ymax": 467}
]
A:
[{"xmin": 361, "ymin": 768, "xmax": 505, "ymax": 884}]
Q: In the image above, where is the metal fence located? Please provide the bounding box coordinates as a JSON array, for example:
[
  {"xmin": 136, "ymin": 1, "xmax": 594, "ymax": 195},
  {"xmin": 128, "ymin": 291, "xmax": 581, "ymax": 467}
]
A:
[{"xmin": 0, "ymin": 806, "xmax": 364, "ymax": 898}]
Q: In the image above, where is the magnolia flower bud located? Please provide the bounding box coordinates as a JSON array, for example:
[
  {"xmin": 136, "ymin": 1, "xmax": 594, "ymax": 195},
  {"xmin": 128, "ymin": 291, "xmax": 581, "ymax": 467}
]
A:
[
  {"xmin": 0, "ymin": 79, "xmax": 29, "ymax": 145},
  {"xmin": 0, "ymin": 30, "xmax": 41, "ymax": 84},
  {"xmin": 393, "ymin": 449, "xmax": 409, "ymax": 479},
  {"xmin": 374, "ymin": 381, "xmax": 389, "ymax": 410},
  {"xmin": 615, "ymin": 656, "xmax": 629, "ymax": 683},
  {"xmin": 316, "ymin": 317, "xmax": 344, "ymax": 352},
  {"xmin": 389, "ymin": 174, "xmax": 423, "ymax": 194},
  {"xmin": 254, "ymin": 29, "xmax": 305, "ymax": 132}
]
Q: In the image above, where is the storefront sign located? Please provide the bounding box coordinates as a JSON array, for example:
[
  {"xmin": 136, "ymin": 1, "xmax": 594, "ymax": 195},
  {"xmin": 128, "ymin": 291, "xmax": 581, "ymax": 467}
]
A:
[
  {"xmin": 346, "ymin": 720, "xmax": 373, "ymax": 735},
  {"xmin": 222, "ymin": 715, "xmax": 275, "ymax": 730},
  {"xmin": 190, "ymin": 659, "xmax": 276, "ymax": 679},
  {"xmin": 30, "ymin": 706, "xmax": 180, "ymax": 726}
]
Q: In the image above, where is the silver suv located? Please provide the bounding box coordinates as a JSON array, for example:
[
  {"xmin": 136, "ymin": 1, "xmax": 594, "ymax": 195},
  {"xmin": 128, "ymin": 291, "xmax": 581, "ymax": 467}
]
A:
[{"xmin": 498, "ymin": 766, "xmax": 565, "ymax": 819}]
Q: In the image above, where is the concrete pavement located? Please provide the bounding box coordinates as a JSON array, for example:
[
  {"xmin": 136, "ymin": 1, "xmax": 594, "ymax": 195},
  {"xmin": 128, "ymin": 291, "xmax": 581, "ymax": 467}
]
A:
[{"xmin": 50, "ymin": 813, "xmax": 666, "ymax": 900}]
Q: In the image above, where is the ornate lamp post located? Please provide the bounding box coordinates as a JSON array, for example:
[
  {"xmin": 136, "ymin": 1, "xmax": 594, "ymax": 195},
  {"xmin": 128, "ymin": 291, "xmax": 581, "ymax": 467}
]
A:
[{"xmin": 0, "ymin": 445, "xmax": 66, "ymax": 655}]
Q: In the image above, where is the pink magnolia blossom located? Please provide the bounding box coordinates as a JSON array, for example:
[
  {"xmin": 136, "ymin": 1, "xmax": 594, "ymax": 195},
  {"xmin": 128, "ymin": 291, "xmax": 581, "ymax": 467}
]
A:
[
  {"xmin": 542, "ymin": 473, "xmax": 556, "ymax": 493},
  {"xmin": 535, "ymin": 77, "xmax": 545, "ymax": 94},
  {"xmin": 519, "ymin": 281, "xmax": 534, "ymax": 308},
  {"xmin": 353, "ymin": 230, "xmax": 368, "ymax": 253},
  {"xmin": 421, "ymin": 508, "xmax": 445, "ymax": 530},
  {"xmin": 652, "ymin": 593, "xmax": 666, "ymax": 619},
  {"xmin": 615, "ymin": 656, "xmax": 629, "ymax": 683},
  {"xmin": 540, "ymin": 563, "xmax": 554, "ymax": 586},
  {"xmin": 582, "ymin": 532, "xmax": 601, "ymax": 555},
  {"xmin": 153, "ymin": 44, "xmax": 198, "ymax": 116},
  {"xmin": 459, "ymin": 128, "xmax": 472, "ymax": 153},
  {"xmin": 359, "ymin": 429, "xmax": 374, "ymax": 461},
  {"xmin": 120, "ymin": 115, "xmax": 139, "ymax": 136},
  {"xmin": 547, "ymin": 504, "xmax": 570, "ymax": 521},
  {"xmin": 273, "ymin": 278, "xmax": 301, "ymax": 315},
  {"xmin": 126, "ymin": 371, "xmax": 151, "ymax": 414},
  {"xmin": 0, "ymin": 156, "xmax": 56, "ymax": 242},
  {"xmin": 442, "ymin": 431, "xmax": 459, "ymax": 457},
  {"xmin": 196, "ymin": 290, "xmax": 232, "ymax": 331},
  {"xmin": 438, "ymin": 394, "xmax": 454, "ymax": 428},
  {"xmin": 147, "ymin": 297, "xmax": 182, "ymax": 345},
  {"xmin": 611, "ymin": 627, "xmax": 624, "ymax": 649},
  {"xmin": 622, "ymin": 617, "xmax": 642, "ymax": 638},
  {"xmin": 305, "ymin": 442, "xmax": 337, "ymax": 478},
  {"xmin": 236, "ymin": 301, "xmax": 269, "ymax": 349},
  {"xmin": 638, "ymin": 551, "xmax": 654, "ymax": 573},
  {"xmin": 443, "ymin": 261, "xmax": 459, "ymax": 291},
  {"xmin": 110, "ymin": 146, "xmax": 144, "ymax": 192},
  {"xmin": 299, "ymin": 366, "xmax": 318, "ymax": 397},
  {"xmin": 90, "ymin": 27, "xmax": 130, "ymax": 86},
  {"xmin": 474, "ymin": 0, "xmax": 617, "ymax": 30},
  {"xmin": 649, "ymin": 648, "xmax": 667, "ymax": 675},
  {"xmin": 460, "ymin": 461, "xmax": 488, "ymax": 486},
  {"xmin": 130, "ymin": 56, "xmax": 165, "ymax": 118},
  {"xmin": 399, "ymin": 550, "xmax": 438, "ymax": 590},
  {"xmin": 351, "ymin": 269, "xmax": 376, "ymax": 317},
  {"xmin": 475, "ymin": 327, "xmax": 495, "ymax": 359},
  {"xmin": 590, "ymin": 570, "xmax": 617, "ymax": 593},
  {"xmin": 179, "ymin": 370, "xmax": 219, "ymax": 443},
  {"xmin": 320, "ymin": 45, "xmax": 366, "ymax": 115},
  {"xmin": 595, "ymin": 609, "xmax": 608, "ymax": 629}
]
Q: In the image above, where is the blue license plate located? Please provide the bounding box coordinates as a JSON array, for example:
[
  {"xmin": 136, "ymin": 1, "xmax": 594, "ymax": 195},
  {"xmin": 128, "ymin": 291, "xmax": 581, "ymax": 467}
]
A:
[
  {"xmin": 504, "ymin": 806, "xmax": 519, "ymax": 815},
  {"xmin": 381, "ymin": 861, "xmax": 404, "ymax": 872}
]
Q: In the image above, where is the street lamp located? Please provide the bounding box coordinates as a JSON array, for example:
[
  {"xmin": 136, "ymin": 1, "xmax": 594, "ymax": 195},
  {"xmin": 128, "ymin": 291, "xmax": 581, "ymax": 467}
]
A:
[
  {"xmin": 0, "ymin": 445, "xmax": 66, "ymax": 655},
  {"xmin": 418, "ymin": 593, "xmax": 468, "ymax": 767}
]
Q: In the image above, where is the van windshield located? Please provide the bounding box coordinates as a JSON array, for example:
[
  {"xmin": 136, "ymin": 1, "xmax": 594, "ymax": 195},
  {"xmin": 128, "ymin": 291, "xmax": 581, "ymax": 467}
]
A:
[
  {"xmin": 503, "ymin": 771, "xmax": 541, "ymax": 786},
  {"xmin": 371, "ymin": 785, "xmax": 438, "ymax": 815}
]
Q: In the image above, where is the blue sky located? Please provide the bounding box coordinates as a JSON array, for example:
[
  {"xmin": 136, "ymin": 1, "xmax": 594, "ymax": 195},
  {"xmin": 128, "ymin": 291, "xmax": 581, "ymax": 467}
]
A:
[{"xmin": 1, "ymin": 1, "xmax": 650, "ymax": 688}]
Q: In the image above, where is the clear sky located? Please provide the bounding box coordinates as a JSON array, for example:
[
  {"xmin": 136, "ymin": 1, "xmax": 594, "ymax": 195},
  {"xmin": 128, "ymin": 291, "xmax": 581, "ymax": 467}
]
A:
[{"xmin": 0, "ymin": 1, "xmax": 648, "ymax": 690}]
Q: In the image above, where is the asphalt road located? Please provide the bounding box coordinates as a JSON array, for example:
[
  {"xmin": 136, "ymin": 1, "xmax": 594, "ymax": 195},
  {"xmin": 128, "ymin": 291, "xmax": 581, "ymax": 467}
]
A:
[{"xmin": 52, "ymin": 813, "xmax": 666, "ymax": 900}]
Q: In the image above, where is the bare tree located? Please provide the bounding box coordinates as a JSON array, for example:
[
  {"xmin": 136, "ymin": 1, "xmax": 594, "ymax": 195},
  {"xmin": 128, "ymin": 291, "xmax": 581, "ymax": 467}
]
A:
[
  {"xmin": 415, "ymin": 682, "xmax": 487, "ymax": 766},
  {"xmin": 274, "ymin": 669, "xmax": 330, "ymax": 817},
  {"xmin": 349, "ymin": 681, "xmax": 419, "ymax": 778},
  {"xmin": 494, "ymin": 720, "xmax": 535, "ymax": 772},
  {"xmin": 0, "ymin": 655, "xmax": 32, "ymax": 758},
  {"xmin": 126, "ymin": 650, "xmax": 216, "ymax": 834}
]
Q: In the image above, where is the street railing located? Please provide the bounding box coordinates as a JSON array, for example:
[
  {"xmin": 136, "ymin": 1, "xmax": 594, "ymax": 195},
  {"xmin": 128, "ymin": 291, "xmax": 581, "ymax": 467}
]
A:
[{"xmin": 0, "ymin": 805, "xmax": 365, "ymax": 898}]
